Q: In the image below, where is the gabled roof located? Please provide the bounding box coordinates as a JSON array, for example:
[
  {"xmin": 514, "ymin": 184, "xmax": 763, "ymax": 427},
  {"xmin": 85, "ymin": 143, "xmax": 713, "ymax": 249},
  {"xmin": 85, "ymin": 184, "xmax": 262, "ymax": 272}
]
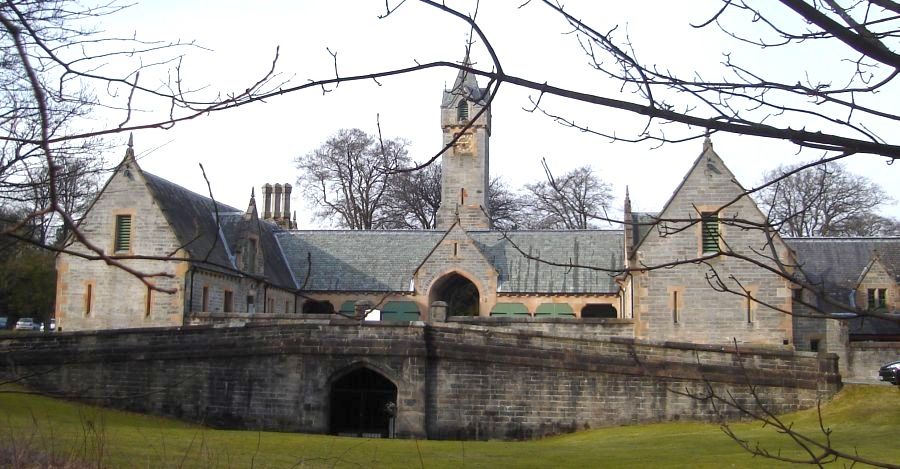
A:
[
  {"xmin": 143, "ymin": 172, "xmax": 297, "ymax": 289},
  {"xmin": 276, "ymin": 229, "xmax": 624, "ymax": 294},
  {"xmin": 784, "ymin": 238, "xmax": 900, "ymax": 293}
]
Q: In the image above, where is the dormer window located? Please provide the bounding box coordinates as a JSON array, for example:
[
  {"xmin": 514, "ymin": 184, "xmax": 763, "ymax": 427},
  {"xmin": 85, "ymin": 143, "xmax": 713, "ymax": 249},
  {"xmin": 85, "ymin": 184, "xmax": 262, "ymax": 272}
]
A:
[{"xmin": 457, "ymin": 99, "xmax": 469, "ymax": 122}]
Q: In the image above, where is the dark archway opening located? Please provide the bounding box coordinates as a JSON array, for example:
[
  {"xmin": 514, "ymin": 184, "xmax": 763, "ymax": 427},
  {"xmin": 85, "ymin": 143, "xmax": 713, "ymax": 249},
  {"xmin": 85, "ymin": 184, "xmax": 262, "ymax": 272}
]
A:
[
  {"xmin": 581, "ymin": 304, "xmax": 618, "ymax": 319},
  {"xmin": 431, "ymin": 273, "xmax": 480, "ymax": 316},
  {"xmin": 330, "ymin": 368, "xmax": 397, "ymax": 438},
  {"xmin": 302, "ymin": 300, "xmax": 334, "ymax": 315}
]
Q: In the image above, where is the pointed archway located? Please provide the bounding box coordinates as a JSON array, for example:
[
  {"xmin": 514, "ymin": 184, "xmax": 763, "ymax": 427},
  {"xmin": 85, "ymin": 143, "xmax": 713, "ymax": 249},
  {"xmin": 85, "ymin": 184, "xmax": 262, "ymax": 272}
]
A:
[
  {"xmin": 330, "ymin": 367, "xmax": 398, "ymax": 438},
  {"xmin": 430, "ymin": 272, "xmax": 480, "ymax": 316}
]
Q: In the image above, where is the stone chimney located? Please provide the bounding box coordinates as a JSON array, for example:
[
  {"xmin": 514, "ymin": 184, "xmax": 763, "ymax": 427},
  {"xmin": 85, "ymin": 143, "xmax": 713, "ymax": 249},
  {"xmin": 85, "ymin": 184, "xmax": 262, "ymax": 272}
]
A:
[
  {"xmin": 259, "ymin": 182, "xmax": 297, "ymax": 229},
  {"xmin": 262, "ymin": 184, "xmax": 273, "ymax": 219},
  {"xmin": 283, "ymin": 184, "xmax": 292, "ymax": 220}
]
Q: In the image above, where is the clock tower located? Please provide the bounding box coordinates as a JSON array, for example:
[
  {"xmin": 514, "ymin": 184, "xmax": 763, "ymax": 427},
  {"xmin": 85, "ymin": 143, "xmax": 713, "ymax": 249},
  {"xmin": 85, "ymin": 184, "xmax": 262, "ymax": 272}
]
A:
[{"xmin": 436, "ymin": 58, "xmax": 491, "ymax": 230}]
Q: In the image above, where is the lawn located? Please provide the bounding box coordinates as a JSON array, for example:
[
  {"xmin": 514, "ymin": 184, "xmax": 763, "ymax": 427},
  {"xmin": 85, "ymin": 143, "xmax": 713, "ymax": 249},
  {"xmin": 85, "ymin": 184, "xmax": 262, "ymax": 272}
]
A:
[{"xmin": 0, "ymin": 384, "xmax": 897, "ymax": 468}]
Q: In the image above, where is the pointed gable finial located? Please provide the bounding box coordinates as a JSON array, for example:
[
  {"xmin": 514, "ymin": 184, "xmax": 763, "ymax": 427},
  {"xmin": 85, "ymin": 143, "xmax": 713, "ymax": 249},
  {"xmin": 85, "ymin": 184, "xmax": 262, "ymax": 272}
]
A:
[
  {"xmin": 703, "ymin": 133, "xmax": 713, "ymax": 153},
  {"xmin": 251, "ymin": 187, "xmax": 255, "ymax": 200},
  {"xmin": 125, "ymin": 132, "xmax": 135, "ymax": 160}
]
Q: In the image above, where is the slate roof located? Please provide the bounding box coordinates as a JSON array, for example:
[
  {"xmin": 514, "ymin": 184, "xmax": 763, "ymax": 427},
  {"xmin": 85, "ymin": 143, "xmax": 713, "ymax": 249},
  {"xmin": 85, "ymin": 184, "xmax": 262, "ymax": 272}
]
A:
[
  {"xmin": 143, "ymin": 172, "xmax": 296, "ymax": 289},
  {"xmin": 630, "ymin": 212, "xmax": 658, "ymax": 248},
  {"xmin": 277, "ymin": 230, "xmax": 444, "ymax": 292},
  {"xmin": 275, "ymin": 229, "xmax": 624, "ymax": 294},
  {"xmin": 471, "ymin": 231, "xmax": 623, "ymax": 294},
  {"xmin": 143, "ymin": 172, "xmax": 238, "ymax": 274},
  {"xmin": 785, "ymin": 238, "xmax": 900, "ymax": 337},
  {"xmin": 784, "ymin": 238, "xmax": 900, "ymax": 293}
]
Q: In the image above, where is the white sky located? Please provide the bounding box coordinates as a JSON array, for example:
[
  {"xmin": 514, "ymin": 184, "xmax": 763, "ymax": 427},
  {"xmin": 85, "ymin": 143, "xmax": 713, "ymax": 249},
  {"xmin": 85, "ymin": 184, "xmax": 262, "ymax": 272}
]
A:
[{"xmin": 87, "ymin": 1, "xmax": 900, "ymax": 227}]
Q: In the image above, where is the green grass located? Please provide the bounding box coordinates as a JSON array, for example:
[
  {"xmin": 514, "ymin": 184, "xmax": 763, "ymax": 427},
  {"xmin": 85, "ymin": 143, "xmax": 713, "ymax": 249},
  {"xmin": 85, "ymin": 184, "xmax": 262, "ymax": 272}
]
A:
[{"xmin": 0, "ymin": 384, "xmax": 897, "ymax": 468}]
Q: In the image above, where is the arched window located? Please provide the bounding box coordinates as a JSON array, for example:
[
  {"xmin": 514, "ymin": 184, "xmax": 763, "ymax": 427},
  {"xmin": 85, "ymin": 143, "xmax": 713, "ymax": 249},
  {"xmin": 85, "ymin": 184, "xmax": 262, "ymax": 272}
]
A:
[
  {"xmin": 430, "ymin": 272, "xmax": 480, "ymax": 316},
  {"xmin": 457, "ymin": 99, "xmax": 469, "ymax": 122}
]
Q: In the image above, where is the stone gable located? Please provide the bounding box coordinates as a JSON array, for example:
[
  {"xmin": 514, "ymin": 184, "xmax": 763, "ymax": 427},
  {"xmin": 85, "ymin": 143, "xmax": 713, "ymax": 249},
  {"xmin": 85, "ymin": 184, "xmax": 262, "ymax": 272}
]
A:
[
  {"xmin": 630, "ymin": 141, "xmax": 793, "ymax": 345},
  {"xmin": 56, "ymin": 153, "xmax": 187, "ymax": 331}
]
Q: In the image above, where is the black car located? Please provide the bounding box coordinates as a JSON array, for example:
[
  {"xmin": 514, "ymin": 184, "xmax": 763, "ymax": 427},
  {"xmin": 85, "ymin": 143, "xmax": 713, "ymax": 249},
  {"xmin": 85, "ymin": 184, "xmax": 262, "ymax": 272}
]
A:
[{"xmin": 879, "ymin": 361, "xmax": 900, "ymax": 385}]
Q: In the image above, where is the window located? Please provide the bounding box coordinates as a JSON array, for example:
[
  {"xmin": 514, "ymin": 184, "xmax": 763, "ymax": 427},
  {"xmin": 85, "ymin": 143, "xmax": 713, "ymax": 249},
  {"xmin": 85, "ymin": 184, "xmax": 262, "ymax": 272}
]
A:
[
  {"xmin": 810, "ymin": 339, "xmax": 820, "ymax": 352},
  {"xmin": 201, "ymin": 286, "xmax": 209, "ymax": 312},
  {"xmin": 247, "ymin": 295, "xmax": 255, "ymax": 313},
  {"xmin": 114, "ymin": 214, "xmax": 132, "ymax": 252},
  {"xmin": 145, "ymin": 286, "xmax": 152, "ymax": 317},
  {"xmin": 285, "ymin": 300, "xmax": 290, "ymax": 314},
  {"xmin": 246, "ymin": 238, "xmax": 258, "ymax": 272},
  {"xmin": 267, "ymin": 298, "xmax": 275, "ymax": 314},
  {"xmin": 701, "ymin": 212, "xmax": 719, "ymax": 253},
  {"xmin": 669, "ymin": 287, "xmax": 683, "ymax": 324},
  {"xmin": 224, "ymin": 290, "xmax": 233, "ymax": 313},
  {"xmin": 672, "ymin": 291, "xmax": 679, "ymax": 324},
  {"xmin": 457, "ymin": 99, "xmax": 469, "ymax": 122},
  {"xmin": 746, "ymin": 295, "xmax": 753, "ymax": 324},
  {"xmin": 867, "ymin": 288, "xmax": 887, "ymax": 309},
  {"xmin": 84, "ymin": 283, "xmax": 93, "ymax": 316}
]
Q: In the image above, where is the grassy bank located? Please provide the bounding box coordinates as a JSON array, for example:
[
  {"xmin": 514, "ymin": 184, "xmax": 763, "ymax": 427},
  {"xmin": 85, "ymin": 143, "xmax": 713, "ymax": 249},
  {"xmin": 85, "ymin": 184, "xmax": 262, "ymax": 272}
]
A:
[{"xmin": 0, "ymin": 384, "xmax": 897, "ymax": 468}]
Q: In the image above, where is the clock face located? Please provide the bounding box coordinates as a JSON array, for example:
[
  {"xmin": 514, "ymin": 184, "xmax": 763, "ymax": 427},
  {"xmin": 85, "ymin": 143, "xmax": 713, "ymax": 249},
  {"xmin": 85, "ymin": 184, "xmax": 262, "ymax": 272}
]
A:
[{"xmin": 454, "ymin": 132, "xmax": 474, "ymax": 155}]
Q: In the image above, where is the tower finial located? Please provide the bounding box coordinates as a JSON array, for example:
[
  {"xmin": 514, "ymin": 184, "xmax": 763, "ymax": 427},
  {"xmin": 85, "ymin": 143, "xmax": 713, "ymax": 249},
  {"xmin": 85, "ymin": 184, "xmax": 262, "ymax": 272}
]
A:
[{"xmin": 127, "ymin": 133, "xmax": 133, "ymax": 148}]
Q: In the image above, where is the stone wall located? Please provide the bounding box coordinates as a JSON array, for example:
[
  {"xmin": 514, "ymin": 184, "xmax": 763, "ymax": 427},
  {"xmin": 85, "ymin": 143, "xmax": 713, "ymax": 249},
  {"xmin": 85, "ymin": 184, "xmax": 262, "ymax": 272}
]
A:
[
  {"xmin": 0, "ymin": 322, "xmax": 839, "ymax": 440},
  {"xmin": 845, "ymin": 341, "xmax": 900, "ymax": 381}
]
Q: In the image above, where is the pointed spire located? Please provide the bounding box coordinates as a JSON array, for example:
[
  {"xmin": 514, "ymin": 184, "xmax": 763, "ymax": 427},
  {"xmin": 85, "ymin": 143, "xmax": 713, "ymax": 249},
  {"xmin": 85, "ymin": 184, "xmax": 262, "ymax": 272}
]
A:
[
  {"xmin": 245, "ymin": 187, "xmax": 257, "ymax": 217},
  {"xmin": 443, "ymin": 52, "xmax": 482, "ymax": 106},
  {"xmin": 703, "ymin": 134, "xmax": 713, "ymax": 153}
]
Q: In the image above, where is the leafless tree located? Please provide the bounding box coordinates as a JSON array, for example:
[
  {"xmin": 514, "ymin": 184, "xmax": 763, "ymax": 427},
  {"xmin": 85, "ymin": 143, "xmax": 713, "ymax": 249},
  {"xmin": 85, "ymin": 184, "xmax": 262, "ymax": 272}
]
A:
[
  {"xmin": 383, "ymin": 163, "xmax": 442, "ymax": 229},
  {"xmin": 520, "ymin": 158, "xmax": 613, "ymax": 230},
  {"xmin": 296, "ymin": 128, "xmax": 410, "ymax": 229},
  {"xmin": 346, "ymin": 159, "xmax": 526, "ymax": 230},
  {"xmin": 757, "ymin": 162, "xmax": 899, "ymax": 237}
]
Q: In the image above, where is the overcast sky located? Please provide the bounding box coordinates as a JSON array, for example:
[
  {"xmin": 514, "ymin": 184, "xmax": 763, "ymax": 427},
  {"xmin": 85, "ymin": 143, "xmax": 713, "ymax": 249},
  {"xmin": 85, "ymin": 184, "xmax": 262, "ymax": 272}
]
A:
[{"xmin": 89, "ymin": 1, "xmax": 900, "ymax": 227}]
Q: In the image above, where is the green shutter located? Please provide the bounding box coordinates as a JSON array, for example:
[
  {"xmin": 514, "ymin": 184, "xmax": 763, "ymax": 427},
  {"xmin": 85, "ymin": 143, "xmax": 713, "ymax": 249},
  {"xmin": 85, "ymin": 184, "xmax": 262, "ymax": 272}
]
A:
[
  {"xmin": 490, "ymin": 303, "xmax": 529, "ymax": 316},
  {"xmin": 115, "ymin": 215, "xmax": 132, "ymax": 252},
  {"xmin": 701, "ymin": 213, "xmax": 719, "ymax": 253},
  {"xmin": 535, "ymin": 303, "xmax": 574, "ymax": 316},
  {"xmin": 339, "ymin": 300, "xmax": 357, "ymax": 314},
  {"xmin": 381, "ymin": 301, "xmax": 420, "ymax": 321}
]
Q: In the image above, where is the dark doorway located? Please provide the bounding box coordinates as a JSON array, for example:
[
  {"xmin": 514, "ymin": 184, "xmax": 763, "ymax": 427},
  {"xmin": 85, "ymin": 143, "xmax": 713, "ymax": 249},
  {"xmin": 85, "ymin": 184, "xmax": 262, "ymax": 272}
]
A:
[
  {"xmin": 431, "ymin": 273, "xmax": 480, "ymax": 316},
  {"xmin": 302, "ymin": 300, "xmax": 334, "ymax": 315},
  {"xmin": 330, "ymin": 368, "xmax": 397, "ymax": 438},
  {"xmin": 581, "ymin": 304, "xmax": 618, "ymax": 319}
]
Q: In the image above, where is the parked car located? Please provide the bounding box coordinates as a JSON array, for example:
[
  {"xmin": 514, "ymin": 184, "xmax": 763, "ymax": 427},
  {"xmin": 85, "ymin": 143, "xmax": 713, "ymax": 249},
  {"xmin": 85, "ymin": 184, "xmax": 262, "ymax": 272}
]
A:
[
  {"xmin": 879, "ymin": 361, "xmax": 900, "ymax": 385},
  {"xmin": 0, "ymin": 317, "xmax": 7, "ymax": 329},
  {"xmin": 14, "ymin": 317, "xmax": 35, "ymax": 331},
  {"xmin": 48, "ymin": 318, "xmax": 56, "ymax": 332}
]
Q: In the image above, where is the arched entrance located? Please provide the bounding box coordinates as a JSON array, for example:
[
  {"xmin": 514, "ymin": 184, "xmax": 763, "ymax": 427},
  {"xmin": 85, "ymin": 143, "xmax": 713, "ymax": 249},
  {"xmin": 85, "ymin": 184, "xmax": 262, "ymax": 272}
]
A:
[
  {"xmin": 330, "ymin": 367, "xmax": 398, "ymax": 438},
  {"xmin": 430, "ymin": 272, "xmax": 480, "ymax": 316}
]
